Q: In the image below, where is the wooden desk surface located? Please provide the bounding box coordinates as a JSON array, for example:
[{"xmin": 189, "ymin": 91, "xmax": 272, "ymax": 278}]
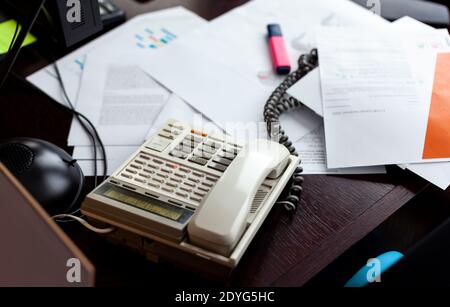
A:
[{"xmin": 0, "ymin": 0, "xmax": 435, "ymax": 286}]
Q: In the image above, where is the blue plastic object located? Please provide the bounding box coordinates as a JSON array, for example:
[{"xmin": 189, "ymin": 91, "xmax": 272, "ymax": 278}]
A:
[{"xmin": 344, "ymin": 251, "xmax": 404, "ymax": 287}]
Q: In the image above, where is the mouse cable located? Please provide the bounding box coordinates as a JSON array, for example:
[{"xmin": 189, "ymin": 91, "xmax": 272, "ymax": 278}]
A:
[
  {"xmin": 51, "ymin": 214, "xmax": 115, "ymax": 234},
  {"xmin": 33, "ymin": 1, "xmax": 107, "ymax": 185},
  {"xmin": 52, "ymin": 61, "xmax": 107, "ymax": 186},
  {"xmin": 53, "ymin": 62, "xmax": 109, "ymax": 221}
]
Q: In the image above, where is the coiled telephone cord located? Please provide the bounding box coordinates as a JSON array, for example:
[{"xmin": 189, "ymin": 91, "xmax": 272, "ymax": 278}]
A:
[{"xmin": 263, "ymin": 49, "xmax": 319, "ymax": 212}]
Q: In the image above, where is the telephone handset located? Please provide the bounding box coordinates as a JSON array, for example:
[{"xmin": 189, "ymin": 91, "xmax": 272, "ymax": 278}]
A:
[{"xmin": 188, "ymin": 139, "xmax": 290, "ymax": 256}]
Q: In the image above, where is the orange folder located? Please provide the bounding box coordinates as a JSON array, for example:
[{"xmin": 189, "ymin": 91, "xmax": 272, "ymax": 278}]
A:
[{"xmin": 422, "ymin": 53, "xmax": 450, "ymax": 159}]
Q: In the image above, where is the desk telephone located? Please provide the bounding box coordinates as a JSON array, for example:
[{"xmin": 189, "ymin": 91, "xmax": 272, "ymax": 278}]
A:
[
  {"xmin": 82, "ymin": 119, "xmax": 300, "ymax": 267},
  {"xmin": 82, "ymin": 49, "xmax": 319, "ymax": 270}
]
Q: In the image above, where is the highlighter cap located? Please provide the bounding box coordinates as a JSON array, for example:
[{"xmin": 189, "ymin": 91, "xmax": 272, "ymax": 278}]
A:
[{"xmin": 267, "ymin": 24, "xmax": 283, "ymax": 37}]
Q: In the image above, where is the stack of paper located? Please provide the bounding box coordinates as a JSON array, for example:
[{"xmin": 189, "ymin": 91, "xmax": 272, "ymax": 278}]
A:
[
  {"xmin": 141, "ymin": 0, "xmax": 389, "ymax": 175},
  {"xmin": 288, "ymin": 17, "xmax": 450, "ymax": 189},
  {"xmin": 27, "ymin": 7, "xmax": 208, "ymax": 176},
  {"xmin": 27, "ymin": 0, "xmax": 449, "ymax": 188}
]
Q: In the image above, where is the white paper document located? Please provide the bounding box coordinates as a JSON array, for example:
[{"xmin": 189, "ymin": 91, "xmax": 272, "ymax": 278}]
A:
[
  {"xmin": 317, "ymin": 26, "xmax": 450, "ymax": 168},
  {"xmin": 288, "ymin": 67, "xmax": 323, "ymax": 116},
  {"xmin": 27, "ymin": 6, "xmax": 207, "ymax": 108},
  {"xmin": 146, "ymin": 94, "xmax": 221, "ymax": 140},
  {"xmin": 77, "ymin": 160, "xmax": 125, "ymax": 177},
  {"xmin": 294, "ymin": 126, "xmax": 386, "ymax": 174},
  {"xmin": 68, "ymin": 52, "xmax": 170, "ymax": 146},
  {"xmin": 73, "ymin": 146, "xmax": 137, "ymax": 160},
  {"xmin": 405, "ymin": 162, "xmax": 450, "ymax": 190},
  {"xmin": 289, "ymin": 18, "xmax": 450, "ymax": 120},
  {"xmin": 392, "ymin": 18, "xmax": 450, "ymax": 190},
  {"xmin": 289, "ymin": 17, "xmax": 450, "ymax": 188},
  {"xmin": 140, "ymin": 0, "xmax": 388, "ymax": 140}
]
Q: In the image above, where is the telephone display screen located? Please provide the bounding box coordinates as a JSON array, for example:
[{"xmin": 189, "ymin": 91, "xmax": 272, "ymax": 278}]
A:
[{"xmin": 96, "ymin": 183, "xmax": 193, "ymax": 223}]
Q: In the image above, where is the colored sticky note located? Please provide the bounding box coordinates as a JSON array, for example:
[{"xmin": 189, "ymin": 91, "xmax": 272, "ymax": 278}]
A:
[
  {"xmin": 0, "ymin": 20, "xmax": 37, "ymax": 54},
  {"xmin": 422, "ymin": 53, "xmax": 450, "ymax": 159}
]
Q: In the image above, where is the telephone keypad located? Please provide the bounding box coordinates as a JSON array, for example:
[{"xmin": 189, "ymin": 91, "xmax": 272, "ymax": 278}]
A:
[
  {"xmin": 146, "ymin": 163, "xmax": 159, "ymax": 170},
  {"xmin": 180, "ymin": 186, "xmax": 192, "ymax": 193},
  {"xmin": 134, "ymin": 178, "xmax": 145, "ymax": 184},
  {"xmin": 192, "ymin": 171, "xmax": 204, "ymax": 178},
  {"xmin": 205, "ymin": 176, "xmax": 217, "ymax": 182},
  {"xmin": 146, "ymin": 136, "xmax": 171, "ymax": 152},
  {"xmin": 160, "ymin": 167, "xmax": 173, "ymax": 174},
  {"xmin": 200, "ymin": 181, "xmax": 213, "ymax": 188},
  {"xmin": 165, "ymin": 124, "xmax": 242, "ymax": 178},
  {"xmin": 199, "ymin": 145, "xmax": 216, "ymax": 155},
  {"xmin": 212, "ymin": 157, "xmax": 231, "ymax": 166},
  {"xmin": 116, "ymin": 122, "xmax": 251, "ymax": 211},
  {"xmin": 118, "ymin": 151, "xmax": 221, "ymax": 207},
  {"xmin": 194, "ymin": 191, "xmax": 206, "ymax": 197},
  {"xmin": 139, "ymin": 154, "xmax": 151, "ymax": 160},
  {"xmin": 185, "ymin": 134, "xmax": 203, "ymax": 144},
  {"xmin": 170, "ymin": 150, "xmax": 188, "ymax": 159},
  {"xmin": 176, "ymin": 191, "xmax": 189, "ymax": 198},
  {"xmin": 193, "ymin": 150, "xmax": 212, "ymax": 160},
  {"xmin": 130, "ymin": 163, "xmax": 142, "ymax": 169},
  {"xmin": 188, "ymin": 156, "xmax": 208, "ymax": 166},
  {"xmin": 183, "ymin": 181, "xmax": 195, "ymax": 188},
  {"xmin": 169, "ymin": 177, "xmax": 182, "ymax": 183},
  {"xmin": 152, "ymin": 178, "xmax": 163, "ymax": 184},
  {"xmin": 147, "ymin": 182, "xmax": 160, "ymax": 188},
  {"xmin": 162, "ymin": 187, "xmax": 174, "ymax": 193},
  {"xmin": 180, "ymin": 140, "xmax": 196, "ymax": 151},
  {"xmin": 208, "ymin": 162, "xmax": 227, "ymax": 172},
  {"xmin": 158, "ymin": 131, "xmax": 175, "ymax": 140},
  {"xmin": 190, "ymin": 196, "xmax": 201, "ymax": 203},
  {"xmin": 187, "ymin": 177, "xmax": 200, "ymax": 184},
  {"xmin": 197, "ymin": 186, "xmax": 209, "ymax": 193},
  {"xmin": 217, "ymin": 151, "xmax": 234, "ymax": 160}
]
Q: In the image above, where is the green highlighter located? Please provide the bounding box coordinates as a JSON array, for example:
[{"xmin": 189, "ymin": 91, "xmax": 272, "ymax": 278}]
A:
[{"xmin": 0, "ymin": 19, "xmax": 37, "ymax": 54}]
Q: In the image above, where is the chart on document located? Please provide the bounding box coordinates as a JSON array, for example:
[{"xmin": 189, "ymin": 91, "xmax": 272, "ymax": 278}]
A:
[
  {"xmin": 134, "ymin": 27, "xmax": 177, "ymax": 49},
  {"xmin": 65, "ymin": 15, "xmax": 193, "ymax": 77}
]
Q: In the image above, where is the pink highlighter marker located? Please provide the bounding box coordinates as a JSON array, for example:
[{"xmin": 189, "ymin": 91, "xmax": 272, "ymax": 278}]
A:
[{"xmin": 267, "ymin": 24, "xmax": 291, "ymax": 75}]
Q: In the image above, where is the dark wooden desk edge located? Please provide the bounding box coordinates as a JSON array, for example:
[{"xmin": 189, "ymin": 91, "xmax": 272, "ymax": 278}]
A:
[{"xmin": 272, "ymin": 182, "xmax": 429, "ymax": 286}]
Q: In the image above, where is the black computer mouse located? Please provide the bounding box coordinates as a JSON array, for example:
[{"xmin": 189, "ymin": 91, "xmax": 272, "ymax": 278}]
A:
[{"xmin": 0, "ymin": 138, "xmax": 84, "ymax": 216}]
